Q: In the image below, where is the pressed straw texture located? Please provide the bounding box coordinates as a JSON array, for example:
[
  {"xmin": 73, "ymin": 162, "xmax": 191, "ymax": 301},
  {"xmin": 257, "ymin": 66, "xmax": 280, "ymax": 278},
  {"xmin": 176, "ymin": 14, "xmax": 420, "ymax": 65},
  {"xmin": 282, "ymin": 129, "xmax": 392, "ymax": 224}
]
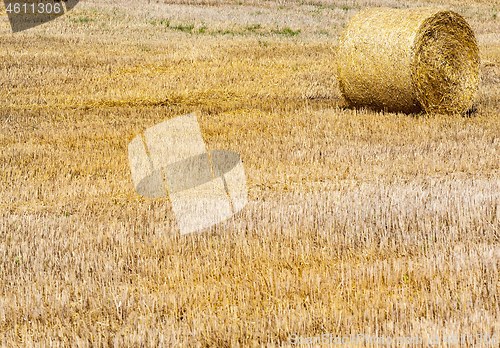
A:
[{"xmin": 337, "ymin": 8, "xmax": 480, "ymax": 115}]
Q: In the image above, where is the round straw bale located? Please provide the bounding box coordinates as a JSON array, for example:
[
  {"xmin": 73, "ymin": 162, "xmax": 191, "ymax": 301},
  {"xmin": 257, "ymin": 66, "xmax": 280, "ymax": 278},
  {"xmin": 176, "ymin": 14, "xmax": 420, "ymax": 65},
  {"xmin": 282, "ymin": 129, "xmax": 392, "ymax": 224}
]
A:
[{"xmin": 337, "ymin": 8, "xmax": 480, "ymax": 115}]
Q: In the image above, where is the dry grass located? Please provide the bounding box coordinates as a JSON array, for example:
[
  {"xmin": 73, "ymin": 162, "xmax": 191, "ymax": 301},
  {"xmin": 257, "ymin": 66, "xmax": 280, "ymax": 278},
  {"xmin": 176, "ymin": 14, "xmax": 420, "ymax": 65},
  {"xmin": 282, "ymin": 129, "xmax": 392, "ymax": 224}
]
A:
[{"xmin": 1, "ymin": 0, "xmax": 500, "ymax": 346}]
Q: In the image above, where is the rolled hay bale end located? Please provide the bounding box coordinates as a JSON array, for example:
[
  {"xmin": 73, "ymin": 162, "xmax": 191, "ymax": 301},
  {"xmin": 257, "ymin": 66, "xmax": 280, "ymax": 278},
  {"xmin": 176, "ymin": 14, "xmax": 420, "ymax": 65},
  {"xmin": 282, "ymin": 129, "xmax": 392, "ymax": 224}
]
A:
[{"xmin": 337, "ymin": 8, "xmax": 480, "ymax": 115}]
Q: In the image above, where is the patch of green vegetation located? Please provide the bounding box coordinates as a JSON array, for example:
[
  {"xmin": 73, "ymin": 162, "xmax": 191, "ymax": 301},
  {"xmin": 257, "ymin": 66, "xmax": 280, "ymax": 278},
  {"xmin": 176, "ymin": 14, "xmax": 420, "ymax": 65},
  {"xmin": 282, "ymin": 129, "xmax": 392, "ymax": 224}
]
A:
[
  {"xmin": 258, "ymin": 40, "xmax": 268, "ymax": 47},
  {"xmin": 245, "ymin": 24, "xmax": 261, "ymax": 32},
  {"xmin": 212, "ymin": 29, "xmax": 235, "ymax": 36},
  {"xmin": 251, "ymin": 11, "xmax": 263, "ymax": 15},
  {"xmin": 316, "ymin": 30, "xmax": 329, "ymax": 35},
  {"xmin": 210, "ymin": 24, "xmax": 265, "ymax": 36},
  {"xmin": 138, "ymin": 46, "xmax": 151, "ymax": 52},
  {"xmin": 148, "ymin": 19, "xmax": 199, "ymax": 34},
  {"xmin": 301, "ymin": 1, "xmax": 361, "ymax": 11},
  {"xmin": 70, "ymin": 17, "xmax": 92, "ymax": 24},
  {"xmin": 272, "ymin": 27, "xmax": 301, "ymax": 37},
  {"xmin": 171, "ymin": 23, "xmax": 195, "ymax": 33},
  {"xmin": 300, "ymin": 1, "xmax": 336, "ymax": 10}
]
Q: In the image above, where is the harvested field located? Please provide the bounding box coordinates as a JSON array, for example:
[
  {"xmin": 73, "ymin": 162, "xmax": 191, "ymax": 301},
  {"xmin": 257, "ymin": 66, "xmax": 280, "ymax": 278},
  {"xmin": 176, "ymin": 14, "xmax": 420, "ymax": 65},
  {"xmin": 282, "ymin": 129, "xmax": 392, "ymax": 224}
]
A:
[{"xmin": 1, "ymin": 0, "xmax": 500, "ymax": 346}]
